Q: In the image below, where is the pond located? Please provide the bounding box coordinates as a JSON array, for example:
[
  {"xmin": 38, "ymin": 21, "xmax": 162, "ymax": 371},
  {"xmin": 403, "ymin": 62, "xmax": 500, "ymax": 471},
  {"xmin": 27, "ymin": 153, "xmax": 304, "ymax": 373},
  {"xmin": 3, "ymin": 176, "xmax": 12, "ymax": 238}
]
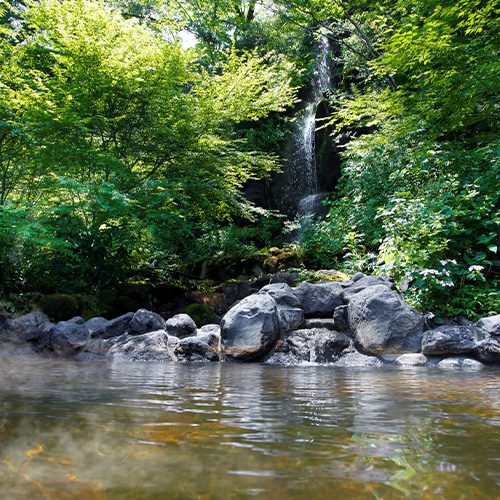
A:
[{"xmin": 1, "ymin": 361, "xmax": 499, "ymax": 499}]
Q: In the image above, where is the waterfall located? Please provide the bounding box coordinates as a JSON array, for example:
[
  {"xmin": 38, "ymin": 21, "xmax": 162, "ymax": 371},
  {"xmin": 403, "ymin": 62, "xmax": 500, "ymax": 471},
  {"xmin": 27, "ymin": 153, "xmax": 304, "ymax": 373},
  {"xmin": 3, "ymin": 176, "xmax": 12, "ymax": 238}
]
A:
[{"xmin": 291, "ymin": 36, "xmax": 331, "ymax": 216}]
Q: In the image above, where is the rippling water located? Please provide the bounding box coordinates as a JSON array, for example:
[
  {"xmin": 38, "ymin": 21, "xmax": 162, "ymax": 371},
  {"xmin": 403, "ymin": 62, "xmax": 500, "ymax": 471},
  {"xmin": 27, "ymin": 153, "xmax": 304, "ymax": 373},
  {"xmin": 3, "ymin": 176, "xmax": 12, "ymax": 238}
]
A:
[{"xmin": 1, "ymin": 361, "xmax": 500, "ymax": 499}]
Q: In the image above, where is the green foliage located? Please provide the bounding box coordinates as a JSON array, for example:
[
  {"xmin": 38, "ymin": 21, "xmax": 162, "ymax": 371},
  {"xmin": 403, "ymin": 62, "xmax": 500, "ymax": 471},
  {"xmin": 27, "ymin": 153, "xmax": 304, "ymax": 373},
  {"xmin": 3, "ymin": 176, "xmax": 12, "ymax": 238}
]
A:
[
  {"xmin": 39, "ymin": 294, "xmax": 80, "ymax": 321},
  {"xmin": 0, "ymin": 0, "xmax": 297, "ymax": 294},
  {"xmin": 181, "ymin": 303, "xmax": 215, "ymax": 327}
]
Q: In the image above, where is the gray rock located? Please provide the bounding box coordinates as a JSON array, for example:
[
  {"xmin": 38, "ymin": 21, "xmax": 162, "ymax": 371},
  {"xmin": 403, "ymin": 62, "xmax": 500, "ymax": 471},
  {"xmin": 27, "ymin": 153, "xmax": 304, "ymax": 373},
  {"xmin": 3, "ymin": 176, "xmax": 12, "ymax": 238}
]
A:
[
  {"xmin": 477, "ymin": 314, "xmax": 500, "ymax": 336},
  {"xmin": 475, "ymin": 336, "xmax": 500, "ymax": 364},
  {"xmin": 292, "ymin": 281, "xmax": 343, "ymax": 317},
  {"xmin": 437, "ymin": 357, "xmax": 484, "ymax": 369},
  {"xmin": 129, "ymin": 309, "xmax": 166, "ymax": 336},
  {"xmin": 92, "ymin": 312, "xmax": 134, "ymax": 339},
  {"xmin": 197, "ymin": 325, "xmax": 221, "ymax": 350},
  {"xmin": 221, "ymin": 293, "xmax": 280, "ymax": 361},
  {"xmin": 174, "ymin": 337, "xmax": 219, "ymax": 362},
  {"xmin": 349, "ymin": 285, "xmax": 424, "ymax": 354},
  {"xmin": 283, "ymin": 328, "xmax": 352, "ymax": 364},
  {"xmin": 269, "ymin": 272, "xmax": 299, "ymax": 286},
  {"xmin": 333, "ymin": 350, "xmax": 384, "ymax": 367},
  {"xmin": 303, "ymin": 318, "xmax": 337, "ymax": 330},
  {"xmin": 277, "ymin": 306, "xmax": 304, "ymax": 332},
  {"xmin": 85, "ymin": 317, "xmax": 108, "ymax": 334},
  {"xmin": 259, "ymin": 283, "xmax": 301, "ymax": 307},
  {"xmin": 0, "ymin": 311, "xmax": 50, "ymax": 344},
  {"xmin": 351, "ymin": 272, "xmax": 366, "ymax": 282},
  {"xmin": 333, "ymin": 305, "xmax": 350, "ymax": 332},
  {"xmin": 421, "ymin": 325, "xmax": 486, "ymax": 357},
  {"xmin": 165, "ymin": 314, "xmax": 197, "ymax": 339},
  {"xmin": 395, "ymin": 353, "xmax": 430, "ymax": 367},
  {"xmin": 342, "ymin": 276, "xmax": 396, "ymax": 303},
  {"xmin": 259, "ymin": 283, "xmax": 304, "ymax": 332},
  {"xmin": 106, "ymin": 331, "xmax": 173, "ymax": 362},
  {"xmin": 223, "ymin": 281, "xmax": 255, "ymax": 306},
  {"xmin": 39, "ymin": 317, "xmax": 90, "ymax": 356}
]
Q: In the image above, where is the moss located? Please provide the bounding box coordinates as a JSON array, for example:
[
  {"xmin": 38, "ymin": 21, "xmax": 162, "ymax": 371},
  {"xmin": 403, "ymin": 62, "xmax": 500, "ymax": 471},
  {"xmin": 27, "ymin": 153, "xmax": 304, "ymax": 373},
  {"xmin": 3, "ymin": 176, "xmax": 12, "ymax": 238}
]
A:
[
  {"xmin": 181, "ymin": 303, "xmax": 215, "ymax": 328},
  {"xmin": 39, "ymin": 294, "xmax": 80, "ymax": 321}
]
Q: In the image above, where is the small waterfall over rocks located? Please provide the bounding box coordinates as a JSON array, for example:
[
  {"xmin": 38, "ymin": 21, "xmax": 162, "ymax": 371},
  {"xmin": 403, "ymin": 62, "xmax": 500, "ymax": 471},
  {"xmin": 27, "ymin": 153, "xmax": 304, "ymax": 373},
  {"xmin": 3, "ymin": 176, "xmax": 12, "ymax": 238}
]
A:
[{"xmin": 272, "ymin": 36, "xmax": 341, "ymax": 218}]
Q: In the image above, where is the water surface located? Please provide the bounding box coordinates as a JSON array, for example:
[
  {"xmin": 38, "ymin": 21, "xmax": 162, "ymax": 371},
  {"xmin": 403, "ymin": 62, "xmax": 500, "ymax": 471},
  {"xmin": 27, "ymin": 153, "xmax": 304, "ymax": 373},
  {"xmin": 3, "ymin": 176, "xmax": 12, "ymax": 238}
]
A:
[{"xmin": 1, "ymin": 361, "xmax": 500, "ymax": 499}]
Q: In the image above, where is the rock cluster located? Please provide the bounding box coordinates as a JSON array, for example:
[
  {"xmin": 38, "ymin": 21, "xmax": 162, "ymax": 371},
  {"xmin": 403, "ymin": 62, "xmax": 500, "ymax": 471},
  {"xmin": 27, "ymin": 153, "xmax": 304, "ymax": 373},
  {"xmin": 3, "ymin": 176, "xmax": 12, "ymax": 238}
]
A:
[{"xmin": 1, "ymin": 276, "xmax": 499, "ymax": 368}]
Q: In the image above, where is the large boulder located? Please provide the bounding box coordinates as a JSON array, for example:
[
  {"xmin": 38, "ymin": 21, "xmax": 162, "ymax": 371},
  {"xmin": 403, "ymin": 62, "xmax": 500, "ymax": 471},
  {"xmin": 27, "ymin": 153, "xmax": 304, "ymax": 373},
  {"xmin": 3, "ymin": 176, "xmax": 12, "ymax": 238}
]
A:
[
  {"xmin": 0, "ymin": 311, "xmax": 50, "ymax": 344},
  {"xmin": 421, "ymin": 325, "xmax": 485, "ymax": 357},
  {"xmin": 259, "ymin": 283, "xmax": 301, "ymax": 307},
  {"xmin": 221, "ymin": 293, "xmax": 280, "ymax": 361},
  {"xmin": 129, "ymin": 309, "xmax": 166, "ymax": 336},
  {"xmin": 477, "ymin": 314, "xmax": 500, "ymax": 336},
  {"xmin": 38, "ymin": 317, "xmax": 90, "ymax": 356},
  {"xmin": 92, "ymin": 312, "xmax": 134, "ymax": 339},
  {"xmin": 106, "ymin": 331, "xmax": 173, "ymax": 362},
  {"xmin": 165, "ymin": 314, "xmax": 197, "ymax": 338},
  {"xmin": 174, "ymin": 337, "xmax": 219, "ymax": 362},
  {"xmin": 348, "ymin": 285, "xmax": 424, "ymax": 354},
  {"xmin": 292, "ymin": 281, "xmax": 343, "ymax": 317},
  {"xmin": 342, "ymin": 275, "xmax": 396, "ymax": 303},
  {"xmin": 259, "ymin": 283, "xmax": 304, "ymax": 332}
]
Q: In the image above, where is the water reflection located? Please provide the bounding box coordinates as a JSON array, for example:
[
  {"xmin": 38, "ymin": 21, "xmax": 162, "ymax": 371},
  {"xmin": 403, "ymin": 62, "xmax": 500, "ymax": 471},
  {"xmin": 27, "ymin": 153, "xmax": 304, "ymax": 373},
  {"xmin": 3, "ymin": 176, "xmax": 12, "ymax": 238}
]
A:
[{"xmin": 1, "ymin": 361, "xmax": 500, "ymax": 499}]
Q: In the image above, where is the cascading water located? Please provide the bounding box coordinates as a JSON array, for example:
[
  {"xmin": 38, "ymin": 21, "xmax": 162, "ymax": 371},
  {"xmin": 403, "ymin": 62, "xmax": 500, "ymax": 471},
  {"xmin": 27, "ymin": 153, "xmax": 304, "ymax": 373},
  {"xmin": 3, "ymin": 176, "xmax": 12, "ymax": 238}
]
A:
[{"xmin": 291, "ymin": 36, "xmax": 331, "ymax": 216}]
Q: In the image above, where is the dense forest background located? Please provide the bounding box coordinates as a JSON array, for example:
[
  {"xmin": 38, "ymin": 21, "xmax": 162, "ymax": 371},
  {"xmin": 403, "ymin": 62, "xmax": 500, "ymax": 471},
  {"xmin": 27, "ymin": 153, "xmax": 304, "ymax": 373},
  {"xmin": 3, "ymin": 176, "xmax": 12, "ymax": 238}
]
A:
[{"xmin": 0, "ymin": 0, "xmax": 499, "ymax": 319}]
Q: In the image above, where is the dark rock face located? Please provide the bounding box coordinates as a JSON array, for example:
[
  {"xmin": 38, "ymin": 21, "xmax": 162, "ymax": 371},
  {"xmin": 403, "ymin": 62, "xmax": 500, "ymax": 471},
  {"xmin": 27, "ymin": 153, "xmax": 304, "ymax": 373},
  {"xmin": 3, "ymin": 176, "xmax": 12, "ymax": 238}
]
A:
[
  {"xmin": 333, "ymin": 305, "xmax": 350, "ymax": 332},
  {"xmin": 106, "ymin": 331, "xmax": 172, "ymax": 362},
  {"xmin": 349, "ymin": 285, "xmax": 424, "ymax": 354},
  {"xmin": 292, "ymin": 281, "xmax": 343, "ymax": 317},
  {"xmin": 477, "ymin": 314, "xmax": 500, "ymax": 336},
  {"xmin": 39, "ymin": 317, "xmax": 90, "ymax": 356},
  {"xmin": 421, "ymin": 325, "xmax": 486, "ymax": 357},
  {"xmin": 0, "ymin": 311, "xmax": 50, "ymax": 344},
  {"xmin": 129, "ymin": 309, "xmax": 166, "ymax": 336},
  {"xmin": 221, "ymin": 293, "xmax": 280, "ymax": 361},
  {"xmin": 165, "ymin": 314, "xmax": 197, "ymax": 339},
  {"xmin": 92, "ymin": 312, "xmax": 134, "ymax": 339},
  {"xmin": 174, "ymin": 337, "xmax": 219, "ymax": 362}
]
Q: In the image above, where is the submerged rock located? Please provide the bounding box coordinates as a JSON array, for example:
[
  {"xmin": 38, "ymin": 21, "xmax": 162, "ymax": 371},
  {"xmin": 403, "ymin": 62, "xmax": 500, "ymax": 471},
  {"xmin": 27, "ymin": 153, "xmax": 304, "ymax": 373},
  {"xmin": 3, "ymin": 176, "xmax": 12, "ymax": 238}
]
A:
[
  {"xmin": 221, "ymin": 293, "xmax": 280, "ymax": 361},
  {"xmin": 333, "ymin": 350, "xmax": 384, "ymax": 367},
  {"xmin": 349, "ymin": 285, "xmax": 424, "ymax": 354},
  {"xmin": 394, "ymin": 353, "xmax": 431, "ymax": 367},
  {"xmin": 437, "ymin": 357, "xmax": 484, "ymax": 369}
]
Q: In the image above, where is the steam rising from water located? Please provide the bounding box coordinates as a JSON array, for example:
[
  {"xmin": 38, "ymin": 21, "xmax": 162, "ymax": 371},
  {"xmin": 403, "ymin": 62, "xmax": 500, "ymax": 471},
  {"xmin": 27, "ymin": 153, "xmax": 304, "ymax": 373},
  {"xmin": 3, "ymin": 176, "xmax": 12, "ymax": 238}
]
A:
[{"xmin": 1, "ymin": 361, "xmax": 500, "ymax": 499}]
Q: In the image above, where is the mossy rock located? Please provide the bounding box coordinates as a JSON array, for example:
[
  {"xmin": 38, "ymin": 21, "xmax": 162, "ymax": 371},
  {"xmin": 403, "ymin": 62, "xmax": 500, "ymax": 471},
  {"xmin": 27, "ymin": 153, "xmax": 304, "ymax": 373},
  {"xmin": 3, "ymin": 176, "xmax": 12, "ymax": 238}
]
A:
[
  {"xmin": 181, "ymin": 303, "xmax": 215, "ymax": 328},
  {"xmin": 39, "ymin": 294, "xmax": 80, "ymax": 322}
]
